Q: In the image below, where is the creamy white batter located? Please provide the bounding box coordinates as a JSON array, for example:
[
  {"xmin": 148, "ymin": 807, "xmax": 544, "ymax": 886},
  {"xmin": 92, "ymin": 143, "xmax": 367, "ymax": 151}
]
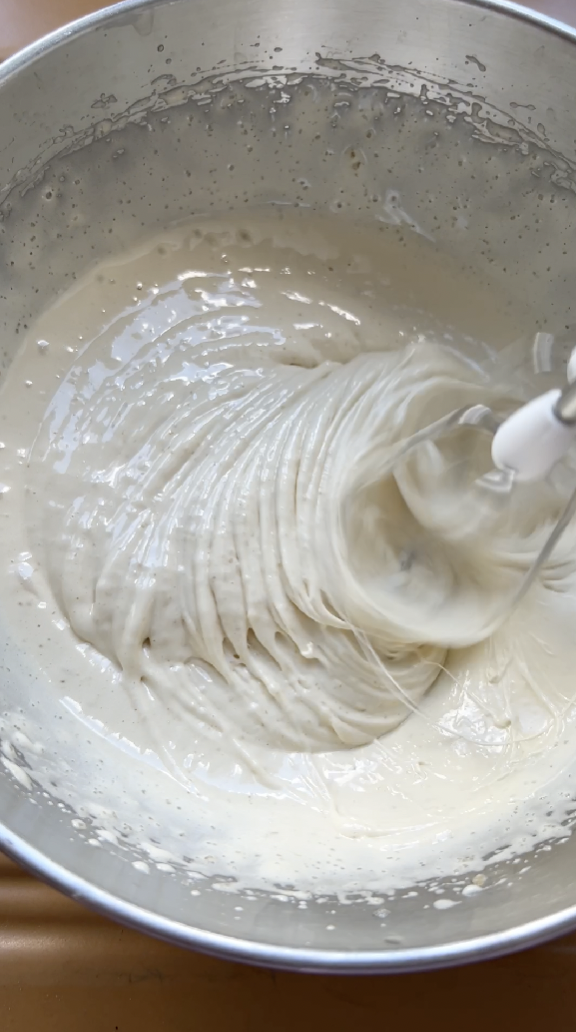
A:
[{"xmin": 1, "ymin": 208, "xmax": 576, "ymax": 897}]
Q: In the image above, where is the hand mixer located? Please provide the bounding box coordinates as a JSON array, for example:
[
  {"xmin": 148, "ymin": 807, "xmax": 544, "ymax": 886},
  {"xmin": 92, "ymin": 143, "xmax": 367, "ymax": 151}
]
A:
[{"xmin": 390, "ymin": 347, "xmax": 576, "ymax": 610}]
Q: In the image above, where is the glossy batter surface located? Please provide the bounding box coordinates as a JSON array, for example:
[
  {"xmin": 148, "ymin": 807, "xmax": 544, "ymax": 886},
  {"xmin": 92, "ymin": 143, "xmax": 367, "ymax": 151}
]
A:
[{"xmin": 1, "ymin": 209, "xmax": 575, "ymax": 896}]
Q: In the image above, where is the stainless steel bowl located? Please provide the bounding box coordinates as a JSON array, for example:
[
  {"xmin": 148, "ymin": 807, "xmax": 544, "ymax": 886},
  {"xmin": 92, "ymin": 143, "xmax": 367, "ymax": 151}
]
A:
[{"xmin": 2, "ymin": 0, "xmax": 576, "ymax": 972}]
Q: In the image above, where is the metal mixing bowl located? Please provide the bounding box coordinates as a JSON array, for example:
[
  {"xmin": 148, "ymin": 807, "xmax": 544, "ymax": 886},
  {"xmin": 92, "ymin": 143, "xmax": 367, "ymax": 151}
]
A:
[{"xmin": 2, "ymin": 0, "xmax": 576, "ymax": 972}]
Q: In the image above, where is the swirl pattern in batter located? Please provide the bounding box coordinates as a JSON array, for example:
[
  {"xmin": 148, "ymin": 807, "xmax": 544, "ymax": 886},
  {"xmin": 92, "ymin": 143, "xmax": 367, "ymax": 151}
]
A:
[{"xmin": 18, "ymin": 210, "xmax": 576, "ymax": 765}]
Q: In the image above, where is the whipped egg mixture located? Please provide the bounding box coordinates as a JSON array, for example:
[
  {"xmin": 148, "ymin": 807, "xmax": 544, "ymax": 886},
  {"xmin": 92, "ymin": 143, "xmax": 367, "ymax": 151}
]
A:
[{"xmin": 1, "ymin": 208, "xmax": 576, "ymax": 896}]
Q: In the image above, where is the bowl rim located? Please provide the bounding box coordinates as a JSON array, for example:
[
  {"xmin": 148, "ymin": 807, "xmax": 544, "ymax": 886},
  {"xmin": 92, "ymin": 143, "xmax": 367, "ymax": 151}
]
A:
[{"xmin": 2, "ymin": 0, "xmax": 576, "ymax": 973}]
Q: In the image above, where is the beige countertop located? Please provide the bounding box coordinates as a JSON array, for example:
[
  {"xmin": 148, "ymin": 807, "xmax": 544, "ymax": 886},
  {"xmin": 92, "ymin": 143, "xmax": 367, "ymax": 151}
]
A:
[{"xmin": 2, "ymin": 1, "xmax": 576, "ymax": 1029}]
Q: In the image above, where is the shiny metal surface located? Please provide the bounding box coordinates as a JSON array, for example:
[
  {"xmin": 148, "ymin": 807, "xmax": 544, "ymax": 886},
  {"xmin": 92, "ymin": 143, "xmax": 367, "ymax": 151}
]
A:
[
  {"xmin": 2, "ymin": 0, "xmax": 576, "ymax": 973},
  {"xmin": 556, "ymin": 382, "xmax": 576, "ymax": 424},
  {"xmin": 7, "ymin": 848, "xmax": 576, "ymax": 1032}
]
